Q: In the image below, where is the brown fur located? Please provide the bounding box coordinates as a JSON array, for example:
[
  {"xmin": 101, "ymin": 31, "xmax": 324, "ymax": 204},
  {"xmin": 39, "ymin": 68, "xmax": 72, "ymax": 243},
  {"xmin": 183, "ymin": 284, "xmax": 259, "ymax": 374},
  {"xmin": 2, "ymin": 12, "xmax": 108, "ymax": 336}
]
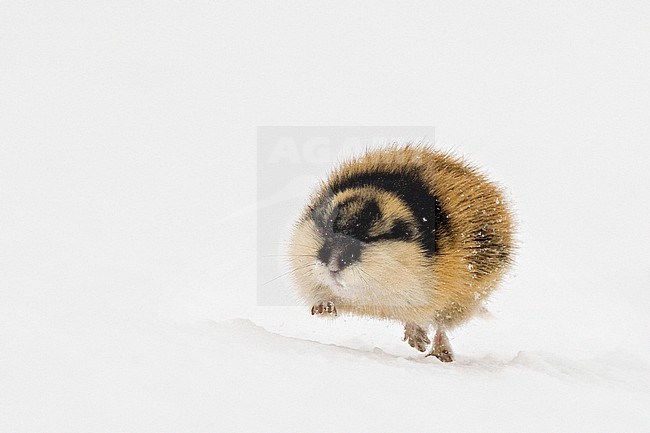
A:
[{"xmin": 288, "ymin": 145, "xmax": 515, "ymax": 359}]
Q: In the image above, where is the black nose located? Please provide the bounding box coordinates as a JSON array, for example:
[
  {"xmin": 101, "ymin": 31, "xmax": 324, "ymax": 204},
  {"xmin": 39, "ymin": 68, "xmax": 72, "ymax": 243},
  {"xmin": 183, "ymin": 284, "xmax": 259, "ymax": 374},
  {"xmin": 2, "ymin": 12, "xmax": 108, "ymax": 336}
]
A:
[{"xmin": 318, "ymin": 236, "xmax": 361, "ymax": 272}]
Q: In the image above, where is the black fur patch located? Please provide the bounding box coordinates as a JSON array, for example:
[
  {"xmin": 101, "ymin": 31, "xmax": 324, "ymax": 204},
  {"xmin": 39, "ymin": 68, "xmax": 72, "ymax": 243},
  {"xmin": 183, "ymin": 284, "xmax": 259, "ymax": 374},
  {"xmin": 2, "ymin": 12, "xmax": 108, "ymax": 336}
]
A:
[
  {"xmin": 327, "ymin": 169, "xmax": 451, "ymax": 256},
  {"xmin": 332, "ymin": 199, "xmax": 381, "ymax": 241}
]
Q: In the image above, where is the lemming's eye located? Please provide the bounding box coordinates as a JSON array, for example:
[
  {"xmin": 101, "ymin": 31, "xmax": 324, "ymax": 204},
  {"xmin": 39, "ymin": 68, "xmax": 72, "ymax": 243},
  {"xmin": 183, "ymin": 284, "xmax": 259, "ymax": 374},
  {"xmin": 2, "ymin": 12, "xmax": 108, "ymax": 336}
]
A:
[
  {"xmin": 385, "ymin": 220, "xmax": 412, "ymax": 240},
  {"xmin": 367, "ymin": 220, "xmax": 412, "ymax": 242}
]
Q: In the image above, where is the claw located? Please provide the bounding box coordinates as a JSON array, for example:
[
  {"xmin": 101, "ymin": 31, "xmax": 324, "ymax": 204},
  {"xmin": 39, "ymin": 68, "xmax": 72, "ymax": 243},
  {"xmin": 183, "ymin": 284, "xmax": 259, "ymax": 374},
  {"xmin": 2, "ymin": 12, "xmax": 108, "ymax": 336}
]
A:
[{"xmin": 326, "ymin": 302, "xmax": 337, "ymax": 315}]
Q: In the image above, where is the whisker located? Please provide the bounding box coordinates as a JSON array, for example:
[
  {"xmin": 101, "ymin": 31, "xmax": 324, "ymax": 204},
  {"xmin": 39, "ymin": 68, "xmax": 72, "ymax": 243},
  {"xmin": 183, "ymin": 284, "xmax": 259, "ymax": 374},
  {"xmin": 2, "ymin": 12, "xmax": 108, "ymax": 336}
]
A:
[
  {"xmin": 358, "ymin": 267, "xmax": 383, "ymax": 286},
  {"xmin": 262, "ymin": 254, "xmax": 316, "ymax": 258},
  {"xmin": 274, "ymin": 242, "xmax": 320, "ymax": 250},
  {"xmin": 357, "ymin": 269, "xmax": 370, "ymax": 288},
  {"xmin": 355, "ymin": 268, "xmax": 382, "ymax": 313},
  {"xmin": 263, "ymin": 263, "xmax": 313, "ymax": 286}
]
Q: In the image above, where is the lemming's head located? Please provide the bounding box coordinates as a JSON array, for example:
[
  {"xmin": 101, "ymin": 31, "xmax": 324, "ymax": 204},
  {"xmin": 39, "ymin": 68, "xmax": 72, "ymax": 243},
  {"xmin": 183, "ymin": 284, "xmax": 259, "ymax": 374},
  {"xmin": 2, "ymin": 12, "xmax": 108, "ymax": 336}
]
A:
[{"xmin": 289, "ymin": 186, "xmax": 429, "ymax": 304}]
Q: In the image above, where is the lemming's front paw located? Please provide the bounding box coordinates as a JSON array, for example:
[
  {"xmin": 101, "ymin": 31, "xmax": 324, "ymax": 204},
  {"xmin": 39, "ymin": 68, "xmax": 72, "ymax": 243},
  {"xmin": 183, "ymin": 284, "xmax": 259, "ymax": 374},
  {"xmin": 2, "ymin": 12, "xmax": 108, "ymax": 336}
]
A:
[
  {"xmin": 403, "ymin": 322, "xmax": 431, "ymax": 352},
  {"xmin": 311, "ymin": 301, "xmax": 337, "ymax": 316}
]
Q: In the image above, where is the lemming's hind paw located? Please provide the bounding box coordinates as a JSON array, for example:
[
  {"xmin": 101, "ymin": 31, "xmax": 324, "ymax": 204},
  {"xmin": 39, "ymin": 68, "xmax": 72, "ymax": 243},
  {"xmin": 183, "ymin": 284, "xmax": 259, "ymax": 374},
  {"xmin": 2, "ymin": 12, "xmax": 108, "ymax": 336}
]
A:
[
  {"xmin": 311, "ymin": 301, "xmax": 337, "ymax": 316},
  {"xmin": 426, "ymin": 348, "xmax": 454, "ymax": 362},
  {"xmin": 426, "ymin": 329, "xmax": 454, "ymax": 362},
  {"xmin": 403, "ymin": 322, "xmax": 430, "ymax": 352}
]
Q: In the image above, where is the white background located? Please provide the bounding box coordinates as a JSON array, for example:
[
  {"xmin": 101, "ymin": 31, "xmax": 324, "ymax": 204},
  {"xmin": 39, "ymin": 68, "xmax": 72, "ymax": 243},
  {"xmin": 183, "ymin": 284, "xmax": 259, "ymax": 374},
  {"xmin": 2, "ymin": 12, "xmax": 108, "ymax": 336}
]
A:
[{"xmin": 1, "ymin": 1, "xmax": 649, "ymax": 432}]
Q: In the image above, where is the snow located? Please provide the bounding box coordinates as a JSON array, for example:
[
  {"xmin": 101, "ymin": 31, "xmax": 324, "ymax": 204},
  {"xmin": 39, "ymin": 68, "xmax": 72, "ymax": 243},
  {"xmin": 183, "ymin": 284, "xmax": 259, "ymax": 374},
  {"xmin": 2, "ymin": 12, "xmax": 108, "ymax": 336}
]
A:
[
  {"xmin": 2, "ymin": 1, "xmax": 650, "ymax": 432},
  {"xmin": 4, "ymin": 304, "xmax": 649, "ymax": 432}
]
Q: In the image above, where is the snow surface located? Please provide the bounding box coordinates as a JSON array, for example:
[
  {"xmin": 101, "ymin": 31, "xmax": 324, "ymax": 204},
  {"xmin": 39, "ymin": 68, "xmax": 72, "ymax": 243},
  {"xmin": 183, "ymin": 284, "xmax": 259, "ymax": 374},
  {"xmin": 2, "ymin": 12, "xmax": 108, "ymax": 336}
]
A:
[{"xmin": 2, "ymin": 1, "xmax": 650, "ymax": 432}]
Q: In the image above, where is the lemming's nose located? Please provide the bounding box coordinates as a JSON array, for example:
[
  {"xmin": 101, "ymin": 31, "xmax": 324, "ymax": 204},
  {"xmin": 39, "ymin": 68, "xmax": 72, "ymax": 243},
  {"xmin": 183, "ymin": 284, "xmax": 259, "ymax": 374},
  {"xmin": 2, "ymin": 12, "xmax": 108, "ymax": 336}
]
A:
[
  {"xmin": 327, "ymin": 254, "xmax": 342, "ymax": 273},
  {"xmin": 317, "ymin": 237, "xmax": 361, "ymax": 272}
]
